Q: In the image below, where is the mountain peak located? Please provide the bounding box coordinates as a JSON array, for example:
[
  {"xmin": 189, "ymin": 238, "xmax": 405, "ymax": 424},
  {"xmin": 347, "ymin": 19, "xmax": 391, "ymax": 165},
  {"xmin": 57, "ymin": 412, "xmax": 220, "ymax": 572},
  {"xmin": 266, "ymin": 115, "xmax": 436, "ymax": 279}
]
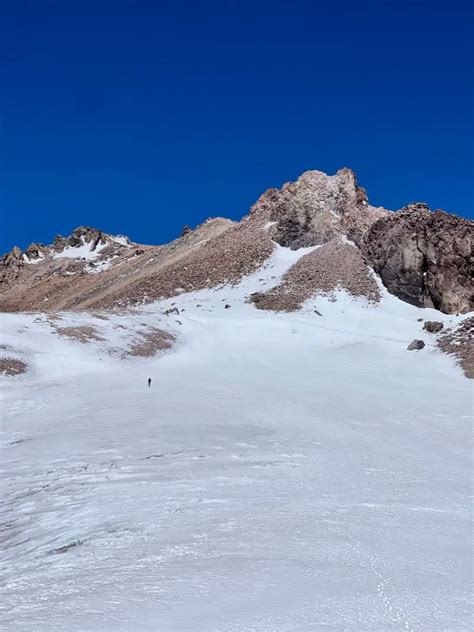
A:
[{"xmin": 0, "ymin": 167, "xmax": 472, "ymax": 315}]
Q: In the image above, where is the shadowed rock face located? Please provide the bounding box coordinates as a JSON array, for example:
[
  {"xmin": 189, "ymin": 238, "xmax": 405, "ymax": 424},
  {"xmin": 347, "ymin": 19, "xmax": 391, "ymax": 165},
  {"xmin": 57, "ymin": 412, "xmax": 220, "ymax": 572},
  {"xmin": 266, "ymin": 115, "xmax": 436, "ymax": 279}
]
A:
[{"xmin": 365, "ymin": 205, "xmax": 473, "ymax": 314}]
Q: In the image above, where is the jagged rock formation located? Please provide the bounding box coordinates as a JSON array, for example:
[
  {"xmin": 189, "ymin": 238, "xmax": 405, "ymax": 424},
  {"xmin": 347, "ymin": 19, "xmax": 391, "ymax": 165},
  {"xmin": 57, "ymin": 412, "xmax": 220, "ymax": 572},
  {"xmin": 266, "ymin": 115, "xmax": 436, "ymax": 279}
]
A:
[
  {"xmin": 250, "ymin": 168, "xmax": 387, "ymax": 248},
  {"xmin": 0, "ymin": 168, "xmax": 472, "ymax": 315},
  {"xmin": 365, "ymin": 205, "xmax": 473, "ymax": 314}
]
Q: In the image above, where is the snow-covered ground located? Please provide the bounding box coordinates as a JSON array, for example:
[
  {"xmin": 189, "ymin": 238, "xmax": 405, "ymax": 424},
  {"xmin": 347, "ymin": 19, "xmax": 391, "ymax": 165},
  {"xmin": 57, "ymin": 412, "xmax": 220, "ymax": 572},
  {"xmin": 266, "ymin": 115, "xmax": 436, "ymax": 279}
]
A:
[{"xmin": 1, "ymin": 249, "xmax": 472, "ymax": 631}]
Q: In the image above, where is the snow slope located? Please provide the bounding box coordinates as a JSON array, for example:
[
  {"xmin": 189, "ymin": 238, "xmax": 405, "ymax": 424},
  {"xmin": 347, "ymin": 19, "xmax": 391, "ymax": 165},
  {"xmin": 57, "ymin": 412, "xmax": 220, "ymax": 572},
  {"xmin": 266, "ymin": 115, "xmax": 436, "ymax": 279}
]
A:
[{"xmin": 1, "ymin": 248, "xmax": 472, "ymax": 631}]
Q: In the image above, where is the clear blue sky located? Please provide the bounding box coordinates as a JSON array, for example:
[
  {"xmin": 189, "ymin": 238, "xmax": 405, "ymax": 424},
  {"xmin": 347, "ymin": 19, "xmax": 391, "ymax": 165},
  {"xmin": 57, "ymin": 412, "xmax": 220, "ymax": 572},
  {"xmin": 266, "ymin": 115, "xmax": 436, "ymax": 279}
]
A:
[{"xmin": 1, "ymin": 0, "xmax": 472, "ymax": 253}]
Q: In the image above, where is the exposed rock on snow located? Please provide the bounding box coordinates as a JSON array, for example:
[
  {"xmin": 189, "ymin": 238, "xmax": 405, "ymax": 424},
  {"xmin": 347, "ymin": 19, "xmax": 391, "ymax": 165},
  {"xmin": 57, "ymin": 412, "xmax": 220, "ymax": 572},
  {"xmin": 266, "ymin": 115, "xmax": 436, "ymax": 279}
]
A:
[
  {"xmin": 439, "ymin": 317, "xmax": 474, "ymax": 378},
  {"xmin": 423, "ymin": 320, "xmax": 444, "ymax": 333},
  {"xmin": 127, "ymin": 327, "xmax": 175, "ymax": 357},
  {"xmin": 0, "ymin": 357, "xmax": 28, "ymax": 375},
  {"xmin": 250, "ymin": 240, "xmax": 380, "ymax": 311},
  {"xmin": 56, "ymin": 325, "xmax": 105, "ymax": 343},
  {"xmin": 407, "ymin": 339, "xmax": 425, "ymax": 351}
]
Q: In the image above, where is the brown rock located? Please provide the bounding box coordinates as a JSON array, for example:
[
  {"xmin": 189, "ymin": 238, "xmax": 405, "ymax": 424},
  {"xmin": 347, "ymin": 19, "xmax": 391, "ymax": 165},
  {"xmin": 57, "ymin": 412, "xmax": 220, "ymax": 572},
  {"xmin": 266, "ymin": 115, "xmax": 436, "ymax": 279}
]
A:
[
  {"xmin": 24, "ymin": 243, "xmax": 46, "ymax": 260},
  {"xmin": 438, "ymin": 317, "xmax": 474, "ymax": 378},
  {"xmin": 251, "ymin": 168, "xmax": 387, "ymax": 249},
  {"xmin": 365, "ymin": 206, "xmax": 473, "ymax": 314},
  {"xmin": 0, "ymin": 358, "xmax": 28, "ymax": 375},
  {"xmin": 423, "ymin": 321, "xmax": 444, "ymax": 333}
]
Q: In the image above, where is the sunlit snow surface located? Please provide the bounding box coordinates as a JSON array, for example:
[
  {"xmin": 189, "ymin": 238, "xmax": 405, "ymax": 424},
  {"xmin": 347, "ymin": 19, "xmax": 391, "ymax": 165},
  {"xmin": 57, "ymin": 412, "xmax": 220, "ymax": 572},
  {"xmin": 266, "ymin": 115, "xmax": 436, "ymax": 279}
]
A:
[
  {"xmin": 52, "ymin": 239, "xmax": 108, "ymax": 260},
  {"xmin": 1, "ymin": 248, "xmax": 472, "ymax": 631}
]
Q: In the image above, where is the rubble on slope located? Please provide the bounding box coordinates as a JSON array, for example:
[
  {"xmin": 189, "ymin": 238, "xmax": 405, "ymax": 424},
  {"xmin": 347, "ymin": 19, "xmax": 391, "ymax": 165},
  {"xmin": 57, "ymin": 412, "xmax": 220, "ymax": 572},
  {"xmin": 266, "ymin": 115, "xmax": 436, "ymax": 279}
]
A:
[
  {"xmin": 250, "ymin": 240, "xmax": 380, "ymax": 312},
  {"xmin": 438, "ymin": 317, "xmax": 474, "ymax": 378},
  {"xmin": 0, "ymin": 358, "xmax": 28, "ymax": 376}
]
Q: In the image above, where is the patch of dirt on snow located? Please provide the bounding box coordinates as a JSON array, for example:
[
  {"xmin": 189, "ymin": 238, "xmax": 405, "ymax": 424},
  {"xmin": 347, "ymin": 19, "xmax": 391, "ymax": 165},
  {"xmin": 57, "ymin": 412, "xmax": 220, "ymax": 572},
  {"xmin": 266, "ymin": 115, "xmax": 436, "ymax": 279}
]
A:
[
  {"xmin": 127, "ymin": 327, "xmax": 175, "ymax": 357},
  {"xmin": 46, "ymin": 313, "xmax": 63, "ymax": 322},
  {"xmin": 0, "ymin": 358, "xmax": 28, "ymax": 376},
  {"xmin": 438, "ymin": 317, "xmax": 474, "ymax": 378},
  {"xmin": 56, "ymin": 326, "xmax": 105, "ymax": 343},
  {"xmin": 250, "ymin": 240, "xmax": 380, "ymax": 312}
]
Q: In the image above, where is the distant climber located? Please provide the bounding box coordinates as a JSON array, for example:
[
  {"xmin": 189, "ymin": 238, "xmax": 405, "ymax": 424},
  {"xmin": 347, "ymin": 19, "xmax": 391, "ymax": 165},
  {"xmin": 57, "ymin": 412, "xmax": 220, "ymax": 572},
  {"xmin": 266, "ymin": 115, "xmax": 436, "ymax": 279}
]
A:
[{"xmin": 147, "ymin": 377, "xmax": 151, "ymax": 387}]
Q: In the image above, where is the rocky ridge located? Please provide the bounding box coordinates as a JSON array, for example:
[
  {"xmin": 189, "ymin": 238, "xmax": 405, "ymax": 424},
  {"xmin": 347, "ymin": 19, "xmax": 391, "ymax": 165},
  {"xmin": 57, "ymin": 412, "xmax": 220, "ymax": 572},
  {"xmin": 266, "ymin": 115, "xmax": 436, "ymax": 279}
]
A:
[{"xmin": 1, "ymin": 168, "xmax": 472, "ymax": 315}]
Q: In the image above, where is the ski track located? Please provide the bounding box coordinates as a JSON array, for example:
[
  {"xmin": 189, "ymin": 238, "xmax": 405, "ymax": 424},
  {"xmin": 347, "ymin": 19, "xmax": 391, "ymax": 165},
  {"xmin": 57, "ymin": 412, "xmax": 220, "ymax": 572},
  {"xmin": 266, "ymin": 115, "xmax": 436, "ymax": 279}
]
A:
[{"xmin": 0, "ymin": 246, "xmax": 472, "ymax": 631}]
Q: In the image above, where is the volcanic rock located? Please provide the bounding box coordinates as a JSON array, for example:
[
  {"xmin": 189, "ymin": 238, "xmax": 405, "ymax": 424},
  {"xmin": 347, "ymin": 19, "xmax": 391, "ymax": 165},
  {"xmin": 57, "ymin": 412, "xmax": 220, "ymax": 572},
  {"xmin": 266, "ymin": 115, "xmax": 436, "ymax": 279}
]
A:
[
  {"xmin": 250, "ymin": 168, "xmax": 387, "ymax": 248},
  {"xmin": 365, "ymin": 206, "xmax": 473, "ymax": 314},
  {"xmin": 423, "ymin": 321, "xmax": 444, "ymax": 334},
  {"xmin": 407, "ymin": 339, "xmax": 425, "ymax": 351}
]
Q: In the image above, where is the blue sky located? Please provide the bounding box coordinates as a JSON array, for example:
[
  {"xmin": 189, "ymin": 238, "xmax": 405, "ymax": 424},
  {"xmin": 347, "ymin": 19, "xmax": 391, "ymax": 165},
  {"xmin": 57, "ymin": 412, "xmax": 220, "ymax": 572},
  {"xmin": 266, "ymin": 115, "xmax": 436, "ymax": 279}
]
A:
[{"xmin": 1, "ymin": 0, "xmax": 472, "ymax": 253}]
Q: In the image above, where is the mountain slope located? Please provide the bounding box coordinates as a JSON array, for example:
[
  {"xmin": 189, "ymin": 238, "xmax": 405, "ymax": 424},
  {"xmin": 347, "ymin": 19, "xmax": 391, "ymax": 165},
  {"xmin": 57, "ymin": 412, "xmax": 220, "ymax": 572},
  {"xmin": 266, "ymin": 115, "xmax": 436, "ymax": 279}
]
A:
[
  {"xmin": 1, "ymin": 168, "xmax": 472, "ymax": 314},
  {"xmin": 1, "ymin": 239, "xmax": 473, "ymax": 630},
  {"xmin": 1, "ymin": 168, "xmax": 473, "ymax": 630}
]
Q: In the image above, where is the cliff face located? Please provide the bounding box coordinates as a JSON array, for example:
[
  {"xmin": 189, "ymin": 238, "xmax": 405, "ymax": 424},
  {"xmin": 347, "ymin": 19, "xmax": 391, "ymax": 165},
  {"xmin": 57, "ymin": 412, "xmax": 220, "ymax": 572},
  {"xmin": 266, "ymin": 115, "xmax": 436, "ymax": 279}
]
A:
[
  {"xmin": 1, "ymin": 169, "xmax": 472, "ymax": 315},
  {"xmin": 365, "ymin": 204, "xmax": 473, "ymax": 314}
]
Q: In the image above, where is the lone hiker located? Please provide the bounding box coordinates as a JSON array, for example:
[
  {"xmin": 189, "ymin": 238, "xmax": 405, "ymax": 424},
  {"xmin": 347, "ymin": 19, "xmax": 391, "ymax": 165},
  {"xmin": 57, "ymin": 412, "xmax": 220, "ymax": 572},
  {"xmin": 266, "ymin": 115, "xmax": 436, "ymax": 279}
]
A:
[{"xmin": 147, "ymin": 377, "xmax": 152, "ymax": 388}]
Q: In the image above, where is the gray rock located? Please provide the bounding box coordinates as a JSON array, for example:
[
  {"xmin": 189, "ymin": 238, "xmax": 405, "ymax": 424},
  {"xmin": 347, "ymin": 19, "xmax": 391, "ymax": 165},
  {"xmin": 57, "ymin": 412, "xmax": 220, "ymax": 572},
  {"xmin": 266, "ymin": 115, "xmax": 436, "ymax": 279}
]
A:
[{"xmin": 407, "ymin": 339, "xmax": 425, "ymax": 351}]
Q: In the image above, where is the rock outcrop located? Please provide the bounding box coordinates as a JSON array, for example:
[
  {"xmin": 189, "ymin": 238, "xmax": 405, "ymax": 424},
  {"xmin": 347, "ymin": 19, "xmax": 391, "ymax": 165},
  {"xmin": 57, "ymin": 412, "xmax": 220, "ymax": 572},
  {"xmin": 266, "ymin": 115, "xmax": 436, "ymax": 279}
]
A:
[
  {"xmin": 250, "ymin": 168, "xmax": 387, "ymax": 248},
  {"xmin": 365, "ymin": 205, "xmax": 473, "ymax": 314},
  {"xmin": 57, "ymin": 226, "xmax": 106, "ymax": 251},
  {"xmin": 0, "ymin": 246, "xmax": 25, "ymax": 285}
]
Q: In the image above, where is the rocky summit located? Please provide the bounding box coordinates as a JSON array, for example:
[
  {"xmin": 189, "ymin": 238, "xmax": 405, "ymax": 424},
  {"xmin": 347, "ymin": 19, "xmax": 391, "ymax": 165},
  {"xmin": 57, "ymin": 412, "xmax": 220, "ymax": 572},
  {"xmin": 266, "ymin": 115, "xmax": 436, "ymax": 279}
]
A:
[{"xmin": 1, "ymin": 167, "xmax": 472, "ymax": 316}]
